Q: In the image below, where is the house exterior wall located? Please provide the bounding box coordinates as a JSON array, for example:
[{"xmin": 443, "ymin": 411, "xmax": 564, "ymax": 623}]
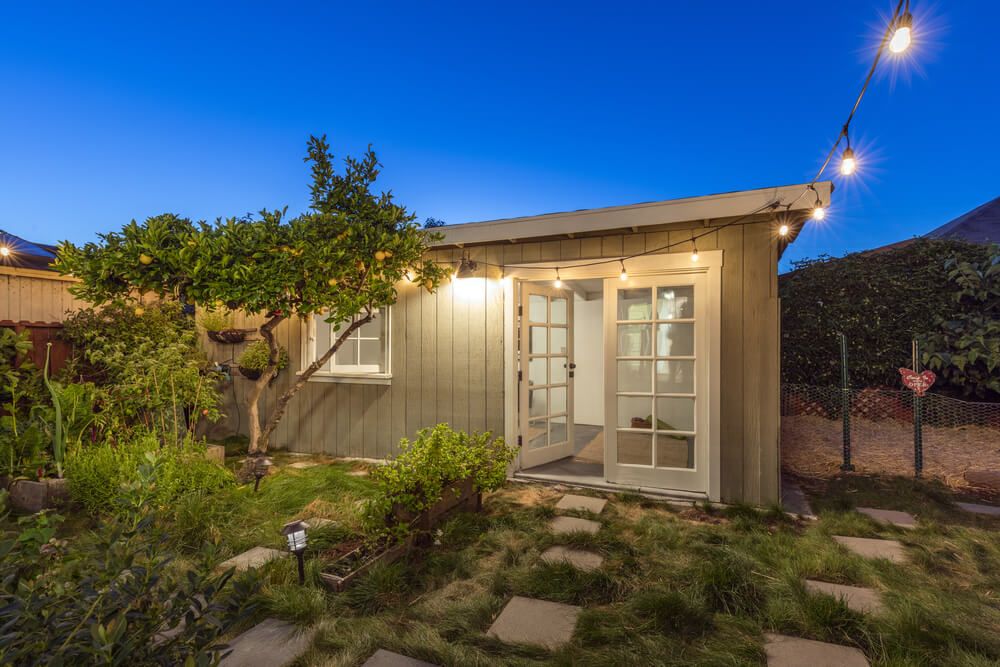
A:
[{"xmin": 206, "ymin": 216, "xmax": 782, "ymax": 504}]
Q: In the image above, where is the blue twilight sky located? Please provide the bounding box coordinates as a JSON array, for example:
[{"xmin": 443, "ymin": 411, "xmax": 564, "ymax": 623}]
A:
[{"xmin": 1, "ymin": 1, "xmax": 996, "ymax": 270}]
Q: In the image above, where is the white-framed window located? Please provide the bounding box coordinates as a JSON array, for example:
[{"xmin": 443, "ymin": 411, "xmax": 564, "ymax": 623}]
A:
[{"xmin": 302, "ymin": 309, "xmax": 391, "ymax": 384}]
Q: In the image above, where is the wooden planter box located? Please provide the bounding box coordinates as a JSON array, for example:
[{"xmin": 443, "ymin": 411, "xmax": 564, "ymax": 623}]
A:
[
  {"xmin": 319, "ymin": 478, "xmax": 482, "ymax": 592},
  {"xmin": 9, "ymin": 477, "xmax": 69, "ymax": 513}
]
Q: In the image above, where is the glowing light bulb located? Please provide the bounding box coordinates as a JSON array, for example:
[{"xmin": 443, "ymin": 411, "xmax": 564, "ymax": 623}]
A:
[
  {"xmin": 812, "ymin": 205, "xmax": 826, "ymax": 221},
  {"xmin": 889, "ymin": 12, "xmax": 912, "ymax": 53},
  {"xmin": 619, "ymin": 261, "xmax": 628, "ymax": 281},
  {"xmin": 0, "ymin": 246, "xmax": 9, "ymax": 257},
  {"xmin": 840, "ymin": 147, "xmax": 857, "ymax": 176},
  {"xmin": 690, "ymin": 248, "xmax": 699, "ymax": 263},
  {"xmin": 778, "ymin": 224, "xmax": 790, "ymax": 237},
  {"xmin": 404, "ymin": 270, "xmax": 416, "ymax": 282},
  {"xmin": 554, "ymin": 277, "xmax": 562, "ymax": 288}
]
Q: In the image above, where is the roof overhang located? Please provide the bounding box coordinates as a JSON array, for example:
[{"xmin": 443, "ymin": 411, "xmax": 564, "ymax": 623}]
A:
[{"xmin": 431, "ymin": 182, "xmax": 832, "ymax": 248}]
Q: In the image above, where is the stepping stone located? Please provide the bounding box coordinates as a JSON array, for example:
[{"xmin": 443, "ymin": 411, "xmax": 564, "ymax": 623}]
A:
[
  {"xmin": 540, "ymin": 546, "xmax": 604, "ymax": 572},
  {"xmin": 549, "ymin": 516, "xmax": 601, "ymax": 535},
  {"xmin": 218, "ymin": 546, "xmax": 288, "ymax": 572},
  {"xmin": 487, "ymin": 595, "xmax": 581, "ymax": 649},
  {"xmin": 957, "ymin": 502, "xmax": 1000, "ymax": 517},
  {"xmin": 764, "ymin": 633, "xmax": 869, "ymax": 667},
  {"xmin": 218, "ymin": 618, "xmax": 316, "ymax": 667},
  {"xmin": 833, "ymin": 536, "xmax": 907, "ymax": 563},
  {"xmin": 348, "ymin": 469, "xmax": 369, "ymax": 476},
  {"xmin": 362, "ymin": 649, "xmax": 439, "ymax": 666},
  {"xmin": 857, "ymin": 507, "xmax": 917, "ymax": 529},
  {"xmin": 803, "ymin": 580, "xmax": 884, "ymax": 614},
  {"xmin": 289, "ymin": 461, "xmax": 319, "ymax": 469},
  {"xmin": 555, "ymin": 494, "xmax": 607, "ymax": 514},
  {"xmin": 303, "ymin": 517, "xmax": 334, "ymax": 529},
  {"xmin": 781, "ymin": 474, "xmax": 814, "ymax": 517}
]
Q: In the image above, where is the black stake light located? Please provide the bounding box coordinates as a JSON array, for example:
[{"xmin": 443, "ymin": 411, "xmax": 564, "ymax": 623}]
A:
[{"xmin": 282, "ymin": 520, "xmax": 308, "ymax": 585}]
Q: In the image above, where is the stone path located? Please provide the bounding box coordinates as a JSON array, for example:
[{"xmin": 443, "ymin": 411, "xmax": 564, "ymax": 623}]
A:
[
  {"xmin": 764, "ymin": 633, "xmax": 869, "ymax": 667},
  {"xmin": 540, "ymin": 546, "xmax": 603, "ymax": 572},
  {"xmin": 218, "ymin": 618, "xmax": 316, "ymax": 667},
  {"xmin": 803, "ymin": 580, "xmax": 884, "ymax": 614},
  {"xmin": 549, "ymin": 515, "xmax": 601, "ymax": 535},
  {"xmin": 832, "ymin": 535, "xmax": 907, "ymax": 563},
  {"xmin": 487, "ymin": 595, "xmax": 581, "ymax": 649},
  {"xmin": 781, "ymin": 473, "xmax": 814, "ymax": 517},
  {"xmin": 218, "ymin": 546, "xmax": 288, "ymax": 572},
  {"xmin": 289, "ymin": 461, "xmax": 319, "ymax": 469},
  {"xmin": 857, "ymin": 507, "xmax": 917, "ymax": 529},
  {"xmin": 362, "ymin": 649, "xmax": 439, "ymax": 666},
  {"xmin": 555, "ymin": 494, "xmax": 607, "ymax": 514},
  {"xmin": 957, "ymin": 501, "xmax": 1000, "ymax": 517}
]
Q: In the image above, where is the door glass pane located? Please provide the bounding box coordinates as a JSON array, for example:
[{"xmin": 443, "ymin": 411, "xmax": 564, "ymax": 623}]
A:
[
  {"xmin": 530, "ymin": 326, "xmax": 547, "ymax": 354},
  {"xmin": 336, "ymin": 339, "xmax": 358, "ymax": 365},
  {"xmin": 551, "ymin": 327, "xmax": 567, "ymax": 354},
  {"xmin": 656, "ymin": 323, "xmax": 694, "ymax": 357},
  {"xmin": 551, "ymin": 298, "xmax": 567, "ymax": 325},
  {"xmin": 617, "ymin": 324, "xmax": 651, "ymax": 356},
  {"xmin": 359, "ymin": 339, "xmax": 382, "ymax": 367},
  {"xmin": 617, "ymin": 288, "xmax": 652, "ymax": 321},
  {"xmin": 617, "ymin": 360, "xmax": 652, "ymax": 393},
  {"xmin": 529, "ymin": 294, "xmax": 548, "ymax": 323},
  {"xmin": 656, "ymin": 286, "xmax": 694, "ymax": 319},
  {"xmin": 655, "ymin": 360, "xmax": 695, "ymax": 394},
  {"xmin": 657, "ymin": 434, "xmax": 694, "ymax": 469},
  {"xmin": 617, "ymin": 430, "xmax": 652, "ymax": 465},
  {"xmin": 550, "ymin": 357, "xmax": 567, "ymax": 384},
  {"xmin": 618, "ymin": 396, "xmax": 652, "ymax": 429},
  {"xmin": 550, "ymin": 386, "xmax": 567, "ymax": 414},
  {"xmin": 551, "ymin": 416, "xmax": 567, "ymax": 445},
  {"xmin": 655, "ymin": 396, "xmax": 695, "ymax": 432},
  {"xmin": 529, "ymin": 389, "xmax": 548, "ymax": 417},
  {"xmin": 528, "ymin": 418, "xmax": 548, "ymax": 449},
  {"xmin": 529, "ymin": 357, "xmax": 547, "ymax": 386}
]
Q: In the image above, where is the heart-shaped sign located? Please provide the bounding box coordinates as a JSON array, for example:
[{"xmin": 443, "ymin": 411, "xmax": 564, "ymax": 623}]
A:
[{"xmin": 899, "ymin": 368, "xmax": 936, "ymax": 397}]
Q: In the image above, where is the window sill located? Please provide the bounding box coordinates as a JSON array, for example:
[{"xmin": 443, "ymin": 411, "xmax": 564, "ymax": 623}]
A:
[{"xmin": 300, "ymin": 372, "xmax": 392, "ymax": 386}]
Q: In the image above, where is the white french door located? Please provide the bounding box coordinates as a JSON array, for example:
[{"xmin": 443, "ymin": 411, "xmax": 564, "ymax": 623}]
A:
[
  {"xmin": 604, "ymin": 273, "xmax": 711, "ymax": 494},
  {"xmin": 518, "ymin": 282, "xmax": 575, "ymax": 468}
]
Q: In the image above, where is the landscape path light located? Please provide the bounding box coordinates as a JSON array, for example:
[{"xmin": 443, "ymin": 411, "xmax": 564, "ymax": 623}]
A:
[{"xmin": 282, "ymin": 520, "xmax": 308, "ymax": 585}]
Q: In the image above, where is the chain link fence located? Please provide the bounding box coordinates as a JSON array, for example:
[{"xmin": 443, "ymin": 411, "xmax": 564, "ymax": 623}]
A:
[{"xmin": 781, "ymin": 384, "xmax": 1000, "ymax": 487}]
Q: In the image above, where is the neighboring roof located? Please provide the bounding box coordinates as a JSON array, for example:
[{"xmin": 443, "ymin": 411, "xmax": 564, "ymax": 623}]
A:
[
  {"xmin": 0, "ymin": 230, "xmax": 58, "ymax": 271},
  {"xmin": 925, "ymin": 195, "xmax": 1000, "ymax": 244},
  {"xmin": 432, "ymin": 182, "xmax": 833, "ymax": 247}
]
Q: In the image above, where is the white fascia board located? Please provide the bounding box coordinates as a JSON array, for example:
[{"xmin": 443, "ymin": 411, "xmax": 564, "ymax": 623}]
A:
[{"xmin": 431, "ymin": 182, "xmax": 832, "ymax": 247}]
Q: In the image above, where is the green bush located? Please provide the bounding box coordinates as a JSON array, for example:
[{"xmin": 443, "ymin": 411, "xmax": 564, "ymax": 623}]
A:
[
  {"xmin": 780, "ymin": 239, "xmax": 993, "ymax": 393},
  {"xmin": 237, "ymin": 340, "xmax": 288, "ymax": 372},
  {"xmin": 67, "ymin": 431, "xmax": 235, "ymax": 516},
  {"xmin": 198, "ymin": 309, "xmax": 231, "ymax": 332},
  {"xmin": 0, "ymin": 453, "xmax": 258, "ymax": 665},
  {"xmin": 364, "ymin": 424, "xmax": 517, "ymax": 538}
]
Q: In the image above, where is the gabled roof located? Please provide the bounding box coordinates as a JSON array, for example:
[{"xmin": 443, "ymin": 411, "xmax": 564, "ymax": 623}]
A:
[
  {"xmin": 432, "ymin": 182, "xmax": 833, "ymax": 248},
  {"xmin": 926, "ymin": 195, "xmax": 1000, "ymax": 244},
  {"xmin": 0, "ymin": 230, "xmax": 58, "ymax": 271}
]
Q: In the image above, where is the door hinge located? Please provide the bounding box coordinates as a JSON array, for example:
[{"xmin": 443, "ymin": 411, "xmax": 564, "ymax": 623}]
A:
[
  {"xmin": 518, "ymin": 304, "xmax": 523, "ymax": 317},
  {"xmin": 517, "ymin": 435, "xmax": 523, "ymax": 447},
  {"xmin": 517, "ymin": 370, "xmax": 522, "ymax": 382}
]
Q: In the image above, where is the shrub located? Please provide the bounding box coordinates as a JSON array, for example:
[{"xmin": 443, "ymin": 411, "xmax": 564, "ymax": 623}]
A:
[
  {"xmin": 364, "ymin": 424, "xmax": 517, "ymax": 538},
  {"xmin": 198, "ymin": 309, "xmax": 231, "ymax": 333},
  {"xmin": 237, "ymin": 340, "xmax": 289, "ymax": 372},
  {"xmin": 66, "ymin": 430, "xmax": 235, "ymax": 517},
  {"xmin": 0, "ymin": 453, "xmax": 258, "ymax": 665}
]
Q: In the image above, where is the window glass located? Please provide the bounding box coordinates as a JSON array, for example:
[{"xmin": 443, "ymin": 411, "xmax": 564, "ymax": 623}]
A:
[{"xmin": 318, "ymin": 311, "xmax": 390, "ymax": 375}]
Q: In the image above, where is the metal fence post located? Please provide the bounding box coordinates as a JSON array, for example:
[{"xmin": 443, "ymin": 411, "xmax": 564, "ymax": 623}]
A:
[
  {"xmin": 839, "ymin": 333, "xmax": 855, "ymax": 472},
  {"xmin": 912, "ymin": 340, "xmax": 924, "ymax": 478}
]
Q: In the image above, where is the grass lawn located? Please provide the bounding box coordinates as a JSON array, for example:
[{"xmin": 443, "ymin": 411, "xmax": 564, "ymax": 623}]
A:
[{"xmin": 221, "ymin": 465, "xmax": 1000, "ymax": 666}]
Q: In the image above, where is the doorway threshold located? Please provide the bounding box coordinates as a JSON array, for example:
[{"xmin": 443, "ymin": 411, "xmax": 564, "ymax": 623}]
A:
[{"xmin": 513, "ymin": 466, "xmax": 709, "ymax": 504}]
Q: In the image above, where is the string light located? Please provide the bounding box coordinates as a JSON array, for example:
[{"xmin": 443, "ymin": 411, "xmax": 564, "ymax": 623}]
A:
[
  {"xmin": 690, "ymin": 243, "xmax": 699, "ymax": 263},
  {"xmin": 889, "ymin": 7, "xmax": 913, "ymax": 53},
  {"xmin": 840, "ymin": 145, "xmax": 857, "ymax": 176},
  {"xmin": 778, "ymin": 223, "xmax": 790, "ymax": 237},
  {"xmin": 0, "ymin": 246, "xmax": 10, "ymax": 257},
  {"xmin": 554, "ymin": 268, "xmax": 562, "ymax": 289},
  {"xmin": 619, "ymin": 260, "xmax": 628, "ymax": 281}
]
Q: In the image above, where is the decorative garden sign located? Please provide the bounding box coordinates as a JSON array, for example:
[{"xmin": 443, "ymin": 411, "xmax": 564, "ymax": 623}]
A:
[{"xmin": 899, "ymin": 367, "xmax": 936, "ymax": 397}]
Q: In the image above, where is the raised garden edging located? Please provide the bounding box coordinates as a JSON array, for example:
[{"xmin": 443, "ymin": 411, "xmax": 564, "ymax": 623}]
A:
[{"xmin": 319, "ymin": 477, "xmax": 482, "ymax": 592}]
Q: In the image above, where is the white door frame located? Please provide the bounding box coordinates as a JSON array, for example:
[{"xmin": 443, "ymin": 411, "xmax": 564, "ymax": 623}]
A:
[{"xmin": 503, "ymin": 251, "xmax": 722, "ymax": 501}]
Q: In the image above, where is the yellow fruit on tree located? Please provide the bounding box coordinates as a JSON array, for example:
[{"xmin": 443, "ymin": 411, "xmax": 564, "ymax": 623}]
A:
[
  {"xmin": 139, "ymin": 253, "xmax": 153, "ymax": 265},
  {"xmin": 374, "ymin": 250, "xmax": 386, "ymax": 262}
]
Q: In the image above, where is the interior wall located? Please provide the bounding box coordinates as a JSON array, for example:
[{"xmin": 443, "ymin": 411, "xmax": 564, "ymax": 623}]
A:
[{"xmin": 573, "ymin": 294, "xmax": 604, "ymax": 426}]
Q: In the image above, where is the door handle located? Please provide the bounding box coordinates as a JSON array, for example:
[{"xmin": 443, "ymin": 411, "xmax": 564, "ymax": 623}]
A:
[
  {"xmin": 567, "ymin": 362, "xmax": 576, "ymax": 378},
  {"xmin": 567, "ymin": 363, "xmax": 577, "ymax": 369}
]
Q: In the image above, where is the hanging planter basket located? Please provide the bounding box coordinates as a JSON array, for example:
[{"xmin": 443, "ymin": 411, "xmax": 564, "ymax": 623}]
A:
[
  {"xmin": 207, "ymin": 328, "xmax": 250, "ymax": 344},
  {"xmin": 237, "ymin": 366, "xmax": 263, "ymax": 380}
]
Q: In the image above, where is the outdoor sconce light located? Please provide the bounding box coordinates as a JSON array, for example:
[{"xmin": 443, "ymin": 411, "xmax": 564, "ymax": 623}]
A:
[
  {"xmin": 455, "ymin": 257, "xmax": 479, "ymax": 279},
  {"xmin": 282, "ymin": 520, "xmax": 308, "ymax": 585},
  {"xmin": 0, "ymin": 246, "xmax": 10, "ymax": 257},
  {"xmin": 252, "ymin": 455, "xmax": 273, "ymax": 493}
]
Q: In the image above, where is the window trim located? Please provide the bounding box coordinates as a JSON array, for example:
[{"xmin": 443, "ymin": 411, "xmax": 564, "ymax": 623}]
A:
[{"xmin": 301, "ymin": 309, "xmax": 392, "ymax": 384}]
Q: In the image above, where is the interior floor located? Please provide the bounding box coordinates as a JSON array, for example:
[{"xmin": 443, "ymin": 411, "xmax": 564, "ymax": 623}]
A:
[{"xmin": 520, "ymin": 424, "xmax": 605, "ymax": 482}]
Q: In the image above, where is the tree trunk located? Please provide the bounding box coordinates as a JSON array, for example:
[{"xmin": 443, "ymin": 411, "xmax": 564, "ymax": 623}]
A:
[{"xmin": 246, "ymin": 311, "xmax": 374, "ymax": 458}]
